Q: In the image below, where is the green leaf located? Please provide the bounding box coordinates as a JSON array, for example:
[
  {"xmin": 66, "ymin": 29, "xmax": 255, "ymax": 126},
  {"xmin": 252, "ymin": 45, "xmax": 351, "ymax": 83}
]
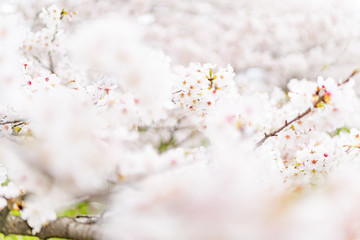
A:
[
  {"xmin": 10, "ymin": 210, "xmax": 20, "ymax": 216},
  {"xmin": 5, "ymin": 235, "xmax": 38, "ymax": 240},
  {"xmin": 158, "ymin": 136, "xmax": 176, "ymax": 153},
  {"xmin": 1, "ymin": 178, "xmax": 10, "ymax": 187},
  {"xmin": 329, "ymin": 127, "xmax": 350, "ymax": 137},
  {"xmin": 57, "ymin": 201, "xmax": 89, "ymax": 217}
]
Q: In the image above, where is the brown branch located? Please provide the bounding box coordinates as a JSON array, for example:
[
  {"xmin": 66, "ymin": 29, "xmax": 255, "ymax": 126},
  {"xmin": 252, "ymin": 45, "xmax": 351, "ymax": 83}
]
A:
[
  {"xmin": 0, "ymin": 195, "xmax": 101, "ymax": 240},
  {"xmin": 338, "ymin": 68, "xmax": 359, "ymax": 86},
  {"xmin": 0, "ymin": 215, "xmax": 101, "ymax": 240},
  {"xmin": 0, "ymin": 120, "xmax": 25, "ymax": 125},
  {"xmin": 254, "ymin": 98, "xmax": 320, "ymax": 148},
  {"xmin": 255, "ymin": 69, "xmax": 359, "ymax": 148}
]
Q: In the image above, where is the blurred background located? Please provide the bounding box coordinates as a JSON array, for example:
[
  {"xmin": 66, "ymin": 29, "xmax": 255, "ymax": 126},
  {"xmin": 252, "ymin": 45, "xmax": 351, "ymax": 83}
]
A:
[{"xmin": 3, "ymin": 0, "xmax": 360, "ymax": 88}]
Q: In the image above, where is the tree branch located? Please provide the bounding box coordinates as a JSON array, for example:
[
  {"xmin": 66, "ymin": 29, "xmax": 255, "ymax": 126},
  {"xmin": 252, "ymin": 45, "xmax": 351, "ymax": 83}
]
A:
[
  {"xmin": 255, "ymin": 69, "xmax": 359, "ymax": 148},
  {"xmin": 0, "ymin": 214, "xmax": 101, "ymax": 240},
  {"xmin": 338, "ymin": 68, "xmax": 358, "ymax": 86},
  {"xmin": 255, "ymin": 98, "xmax": 320, "ymax": 148},
  {"xmin": 0, "ymin": 195, "xmax": 101, "ymax": 240},
  {"xmin": 0, "ymin": 120, "xmax": 25, "ymax": 125},
  {"xmin": 48, "ymin": 52, "xmax": 55, "ymax": 75}
]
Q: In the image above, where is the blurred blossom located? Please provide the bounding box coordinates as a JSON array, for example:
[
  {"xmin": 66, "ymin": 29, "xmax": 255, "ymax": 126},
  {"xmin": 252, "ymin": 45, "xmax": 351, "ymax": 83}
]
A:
[{"xmin": 2, "ymin": 0, "xmax": 360, "ymax": 239}]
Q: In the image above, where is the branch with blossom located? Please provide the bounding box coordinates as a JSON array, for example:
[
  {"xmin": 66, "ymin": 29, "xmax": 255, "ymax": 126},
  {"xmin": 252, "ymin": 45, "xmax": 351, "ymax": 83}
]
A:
[
  {"xmin": 2, "ymin": 1, "xmax": 360, "ymax": 240},
  {"xmin": 255, "ymin": 69, "xmax": 359, "ymax": 148}
]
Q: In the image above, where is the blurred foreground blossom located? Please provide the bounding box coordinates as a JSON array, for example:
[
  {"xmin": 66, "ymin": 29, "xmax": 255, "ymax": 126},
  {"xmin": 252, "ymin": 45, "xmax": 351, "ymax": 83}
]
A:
[{"xmin": 0, "ymin": 1, "xmax": 360, "ymax": 240}]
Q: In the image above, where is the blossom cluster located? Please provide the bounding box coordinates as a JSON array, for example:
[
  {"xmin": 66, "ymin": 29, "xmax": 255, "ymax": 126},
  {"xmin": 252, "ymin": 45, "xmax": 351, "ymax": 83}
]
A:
[
  {"xmin": 172, "ymin": 63, "xmax": 236, "ymax": 124},
  {"xmin": 2, "ymin": 1, "xmax": 360, "ymax": 240}
]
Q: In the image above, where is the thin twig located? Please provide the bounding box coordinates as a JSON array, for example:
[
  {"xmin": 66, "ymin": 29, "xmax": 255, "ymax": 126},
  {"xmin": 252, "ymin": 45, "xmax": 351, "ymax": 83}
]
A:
[
  {"xmin": 255, "ymin": 97, "xmax": 322, "ymax": 148},
  {"xmin": 255, "ymin": 69, "xmax": 359, "ymax": 148},
  {"xmin": 48, "ymin": 51, "xmax": 55, "ymax": 74},
  {"xmin": 32, "ymin": 55, "xmax": 52, "ymax": 72},
  {"xmin": 0, "ymin": 120, "xmax": 24, "ymax": 125},
  {"xmin": 12, "ymin": 122, "xmax": 26, "ymax": 128},
  {"xmin": 48, "ymin": 28, "xmax": 57, "ymax": 74},
  {"xmin": 46, "ymin": 11, "xmax": 65, "ymax": 75},
  {"xmin": 338, "ymin": 68, "xmax": 358, "ymax": 86}
]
